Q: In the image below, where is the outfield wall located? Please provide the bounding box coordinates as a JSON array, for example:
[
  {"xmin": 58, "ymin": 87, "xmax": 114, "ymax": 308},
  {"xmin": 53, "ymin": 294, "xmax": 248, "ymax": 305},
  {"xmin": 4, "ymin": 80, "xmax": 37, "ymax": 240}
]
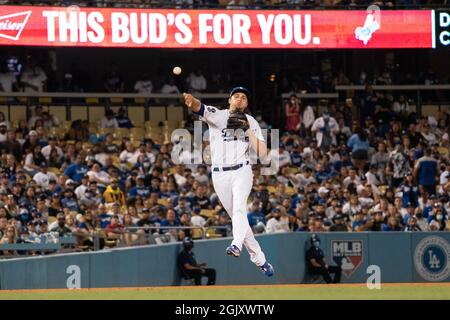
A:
[{"xmin": 1, "ymin": 232, "xmax": 450, "ymax": 290}]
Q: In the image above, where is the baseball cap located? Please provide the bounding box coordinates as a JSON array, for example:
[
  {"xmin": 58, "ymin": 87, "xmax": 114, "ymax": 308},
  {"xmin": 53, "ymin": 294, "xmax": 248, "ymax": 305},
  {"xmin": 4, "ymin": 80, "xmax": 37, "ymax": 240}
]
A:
[
  {"xmin": 229, "ymin": 86, "xmax": 250, "ymax": 98},
  {"xmin": 65, "ymin": 179, "xmax": 75, "ymax": 186},
  {"xmin": 333, "ymin": 213, "xmax": 343, "ymax": 221},
  {"xmin": 29, "ymin": 130, "xmax": 38, "ymax": 136},
  {"xmin": 272, "ymin": 207, "xmax": 281, "ymax": 213},
  {"xmin": 318, "ymin": 187, "xmax": 329, "ymax": 194}
]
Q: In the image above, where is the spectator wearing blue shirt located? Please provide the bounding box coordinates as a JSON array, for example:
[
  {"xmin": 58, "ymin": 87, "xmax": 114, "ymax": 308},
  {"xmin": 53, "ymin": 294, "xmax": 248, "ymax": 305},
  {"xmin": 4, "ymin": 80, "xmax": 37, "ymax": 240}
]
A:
[
  {"xmin": 97, "ymin": 203, "xmax": 112, "ymax": 229},
  {"xmin": 382, "ymin": 216, "xmax": 402, "ymax": 231},
  {"xmin": 400, "ymin": 172, "xmax": 419, "ymax": 208},
  {"xmin": 347, "ymin": 128, "xmax": 370, "ymax": 172},
  {"xmin": 116, "ymin": 108, "xmax": 134, "ymax": 128},
  {"xmin": 290, "ymin": 144, "xmax": 302, "ymax": 166},
  {"xmin": 427, "ymin": 203, "xmax": 448, "ymax": 224},
  {"xmin": 414, "ymin": 148, "xmax": 438, "ymax": 195},
  {"xmin": 128, "ymin": 175, "xmax": 150, "ymax": 198},
  {"xmin": 60, "ymin": 189, "xmax": 79, "ymax": 212},
  {"xmin": 402, "ymin": 202, "xmax": 416, "ymax": 226},
  {"xmin": 160, "ymin": 209, "xmax": 180, "ymax": 235},
  {"xmin": 351, "ymin": 211, "xmax": 367, "ymax": 232},
  {"xmin": 64, "ymin": 154, "xmax": 89, "ymax": 183},
  {"xmin": 315, "ymin": 163, "xmax": 330, "ymax": 184},
  {"xmin": 247, "ymin": 202, "xmax": 265, "ymax": 229}
]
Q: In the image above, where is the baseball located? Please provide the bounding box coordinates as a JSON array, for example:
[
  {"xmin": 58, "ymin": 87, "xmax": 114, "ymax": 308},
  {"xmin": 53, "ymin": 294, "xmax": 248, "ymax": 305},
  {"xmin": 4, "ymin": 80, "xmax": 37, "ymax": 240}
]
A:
[{"xmin": 173, "ymin": 66, "xmax": 182, "ymax": 75}]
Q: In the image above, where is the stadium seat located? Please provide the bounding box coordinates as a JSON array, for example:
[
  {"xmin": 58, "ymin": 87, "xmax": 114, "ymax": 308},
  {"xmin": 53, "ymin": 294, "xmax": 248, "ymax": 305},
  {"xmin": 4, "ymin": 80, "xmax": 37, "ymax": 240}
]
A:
[
  {"xmin": 114, "ymin": 128, "xmax": 130, "ymax": 139},
  {"xmin": 285, "ymin": 187, "xmax": 296, "ymax": 196},
  {"xmin": 48, "ymin": 216, "xmax": 57, "ymax": 225},
  {"xmin": 191, "ymin": 228, "xmax": 204, "ymax": 239},
  {"xmin": 200, "ymin": 209, "xmax": 216, "ymax": 218},
  {"xmin": 266, "ymin": 186, "xmax": 277, "ymax": 194},
  {"xmin": 205, "ymin": 227, "xmax": 222, "ymax": 238},
  {"xmin": 157, "ymin": 198, "xmax": 170, "ymax": 207},
  {"xmin": 48, "ymin": 167, "xmax": 61, "ymax": 175}
]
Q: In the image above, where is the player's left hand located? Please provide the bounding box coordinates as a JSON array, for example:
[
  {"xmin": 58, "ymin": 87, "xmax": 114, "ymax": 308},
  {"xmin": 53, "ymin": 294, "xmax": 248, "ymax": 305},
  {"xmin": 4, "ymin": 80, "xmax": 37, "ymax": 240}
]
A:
[{"xmin": 227, "ymin": 111, "xmax": 249, "ymax": 132}]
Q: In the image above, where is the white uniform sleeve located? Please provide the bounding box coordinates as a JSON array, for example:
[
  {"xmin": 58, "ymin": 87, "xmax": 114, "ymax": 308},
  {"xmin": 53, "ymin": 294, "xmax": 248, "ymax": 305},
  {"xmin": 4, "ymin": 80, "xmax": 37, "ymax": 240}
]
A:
[
  {"xmin": 248, "ymin": 115, "xmax": 265, "ymax": 142},
  {"xmin": 195, "ymin": 104, "xmax": 224, "ymax": 128}
]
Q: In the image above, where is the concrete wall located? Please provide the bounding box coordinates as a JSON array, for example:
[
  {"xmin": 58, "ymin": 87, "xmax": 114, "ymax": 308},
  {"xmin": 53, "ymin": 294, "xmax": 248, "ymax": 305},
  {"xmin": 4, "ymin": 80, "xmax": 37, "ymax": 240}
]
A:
[{"xmin": 1, "ymin": 232, "xmax": 450, "ymax": 290}]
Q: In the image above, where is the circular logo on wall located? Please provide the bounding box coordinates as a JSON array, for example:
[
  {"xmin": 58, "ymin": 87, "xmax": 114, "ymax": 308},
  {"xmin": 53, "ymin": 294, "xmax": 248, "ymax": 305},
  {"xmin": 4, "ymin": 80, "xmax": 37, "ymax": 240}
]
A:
[{"xmin": 414, "ymin": 236, "xmax": 450, "ymax": 282}]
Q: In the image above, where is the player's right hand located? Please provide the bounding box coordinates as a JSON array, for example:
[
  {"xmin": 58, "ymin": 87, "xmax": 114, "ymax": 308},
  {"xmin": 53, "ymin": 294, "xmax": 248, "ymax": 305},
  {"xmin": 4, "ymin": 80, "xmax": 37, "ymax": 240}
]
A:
[{"xmin": 183, "ymin": 93, "xmax": 198, "ymax": 109}]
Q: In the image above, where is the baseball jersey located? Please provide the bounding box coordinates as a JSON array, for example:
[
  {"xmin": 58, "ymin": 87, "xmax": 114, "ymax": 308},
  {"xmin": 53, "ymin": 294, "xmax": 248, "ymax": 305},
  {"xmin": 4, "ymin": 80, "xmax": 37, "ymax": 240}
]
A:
[{"xmin": 196, "ymin": 104, "xmax": 264, "ymax": 167}]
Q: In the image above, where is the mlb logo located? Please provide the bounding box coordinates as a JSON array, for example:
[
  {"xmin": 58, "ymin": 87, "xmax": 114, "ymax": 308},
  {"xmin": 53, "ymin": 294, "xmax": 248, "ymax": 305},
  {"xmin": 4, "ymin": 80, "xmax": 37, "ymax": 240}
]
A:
[{"xmin": 331, "ymin": 240, "xmax": 363, "ymax": 277}]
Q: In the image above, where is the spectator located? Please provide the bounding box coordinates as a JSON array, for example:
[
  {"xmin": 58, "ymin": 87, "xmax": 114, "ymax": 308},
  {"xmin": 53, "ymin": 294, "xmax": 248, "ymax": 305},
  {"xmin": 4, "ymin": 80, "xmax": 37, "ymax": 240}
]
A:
[
  {"xmin": 347, "ymin": 128, "xmax": 370, "ymax": 171},
  {"xmin": 382, "ymin": 216, "xmax": 402, "ymax": 231},
  {"xmin": 266, "ymin": 207, "xmax": 290, "ymax": 233},
  {"xmin": 177, "ymin": 237, "xmax": 216, "ymax": 286},
  {"xmin": 103, "ymin": 64, "xmax": 124, "ymax": 93},
  {"xmin": 414, "ymin": 148, "xmax": 438, "ymax": 196},
  {"xmin": 134, "ymin": 73, "xmax": 153, "ymax": 93},
  {"xmin": 186, "ymin": 69, "xmax": 207, "ymax": 94},
  {"xmin": 191, "ymin": 207, "xmax": 206, "ymax": 228},
  {"xmin": 247, "ymin": 201, "xmax": 265, "ymax": 230},
  {"xmin": 0, "ymin": 225, "xmax": 19, "ymax": 256},
  {"xmin": 329, "ymin": 214, "xmax": 348, "ymax": 232},
  {"xmin": 116, "ymin": 108, "xmax": 133, "ymax": 128},
  {"xmin": 64, "ymin": 154, "xmax": 89, "ymax": 184},
  {"xmin": 285, "ymin": 94, "xmax": 301, "ymax": 132},
  {"xmin": 100, "ymin": 109, "xmax": 119, "ymax": 129},
  {"xmin": 104, "ymin": 215, "xmax": 125, "ymax": 243},
  {"xmin": 311, "ymin": 109, "xmax": 339, "ymax": 151},
  {"xmin": 20, "ymin": 58, "xmax": 47, "ymax": 93},
  {"xmin": 0, "ymin": 64, "xmax": 17, "ymax": 92},
  {"xmin": 103, "ymin": 179, "xmax": 126, "ymax": 206}
]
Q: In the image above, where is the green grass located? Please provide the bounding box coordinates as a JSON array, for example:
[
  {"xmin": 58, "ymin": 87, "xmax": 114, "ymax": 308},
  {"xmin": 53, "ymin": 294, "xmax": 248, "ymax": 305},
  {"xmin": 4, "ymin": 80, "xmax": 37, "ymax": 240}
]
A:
[{"xmin": 1, "ymin": 284, "xmax": 450, "ymax": 300}]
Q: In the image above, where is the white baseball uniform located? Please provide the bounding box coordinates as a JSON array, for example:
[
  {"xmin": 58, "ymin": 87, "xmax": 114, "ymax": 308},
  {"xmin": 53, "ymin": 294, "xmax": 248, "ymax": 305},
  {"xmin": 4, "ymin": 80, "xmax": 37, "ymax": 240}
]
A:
[{"xmin": 196, "ymin": 104, "xmax": 267, "ymax": 267}]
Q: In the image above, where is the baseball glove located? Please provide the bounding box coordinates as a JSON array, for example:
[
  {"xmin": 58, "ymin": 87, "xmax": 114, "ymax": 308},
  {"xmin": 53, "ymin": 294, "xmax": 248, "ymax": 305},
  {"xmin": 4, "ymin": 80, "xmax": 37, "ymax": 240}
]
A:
[{"xmin": 227, "ymin": 111, "xmax": 249, "ymax": 131}]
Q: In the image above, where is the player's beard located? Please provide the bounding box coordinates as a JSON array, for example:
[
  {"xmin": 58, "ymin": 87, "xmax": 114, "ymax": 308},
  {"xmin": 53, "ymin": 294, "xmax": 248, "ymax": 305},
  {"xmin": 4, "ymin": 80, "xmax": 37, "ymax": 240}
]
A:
[{"xmin": 230, "ymin": 103, "xmax": 247, "ymax": 113}]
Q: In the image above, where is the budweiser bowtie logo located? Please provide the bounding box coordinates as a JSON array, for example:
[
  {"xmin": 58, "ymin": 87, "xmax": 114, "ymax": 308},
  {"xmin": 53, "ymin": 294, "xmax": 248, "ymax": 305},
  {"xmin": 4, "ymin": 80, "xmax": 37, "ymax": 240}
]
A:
[{"xmin": 0, "ymin": 10, "xmax": 31, "ymax": 41}]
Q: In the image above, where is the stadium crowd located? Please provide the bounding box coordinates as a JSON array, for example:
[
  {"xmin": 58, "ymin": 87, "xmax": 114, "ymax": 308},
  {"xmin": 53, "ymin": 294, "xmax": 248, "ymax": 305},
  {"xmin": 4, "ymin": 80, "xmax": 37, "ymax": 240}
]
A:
[{"xmin": 0, "ymin": 80, "xmax": 447, "ymax": 257}]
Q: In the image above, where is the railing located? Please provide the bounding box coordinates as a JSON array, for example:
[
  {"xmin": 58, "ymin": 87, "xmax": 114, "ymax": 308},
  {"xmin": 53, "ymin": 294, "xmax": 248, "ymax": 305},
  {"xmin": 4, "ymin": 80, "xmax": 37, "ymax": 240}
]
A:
[
  {"xmin": 335, "ymin": 84, "xmax": 450, "ymax": 117},
  {"xmin": 91, "ymin": 225, "xmax": 231, "ymax": 251},
  {"xmin": 0, "ymin": 235, "xmax": 77, "ymax": 259},
  {"xmin": 0, "ymin": 225, "xmax": 230, "ymax": 258}
]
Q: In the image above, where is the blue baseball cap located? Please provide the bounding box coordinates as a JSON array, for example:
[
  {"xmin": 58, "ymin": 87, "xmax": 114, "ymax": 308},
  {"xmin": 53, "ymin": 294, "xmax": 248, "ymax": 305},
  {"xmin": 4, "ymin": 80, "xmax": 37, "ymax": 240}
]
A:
[{"xmin": 229, "ymin": 86, "xmax": 250, "ymax": 98}]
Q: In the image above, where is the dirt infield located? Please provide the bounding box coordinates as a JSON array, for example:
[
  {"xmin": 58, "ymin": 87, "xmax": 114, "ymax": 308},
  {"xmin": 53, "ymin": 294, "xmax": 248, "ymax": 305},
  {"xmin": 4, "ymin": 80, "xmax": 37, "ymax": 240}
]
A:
[{"xmin": 2, "ymin": 282, "xmax": 450, "ymax": 294}]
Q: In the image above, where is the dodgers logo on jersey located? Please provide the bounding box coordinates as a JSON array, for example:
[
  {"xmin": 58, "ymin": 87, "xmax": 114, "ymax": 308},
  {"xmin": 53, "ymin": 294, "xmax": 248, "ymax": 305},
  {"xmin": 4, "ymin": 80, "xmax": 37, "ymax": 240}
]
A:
[
  {"xmin": 414, "ymin": 236, "xmax": 450, "ymax": 282},
  {"xmin": 221, "ymin": 128, "xmax": 248, "ymax": 142},
  {"xmin": 331, "ymin": 240, "xmax": 363, "ymax": 277}
]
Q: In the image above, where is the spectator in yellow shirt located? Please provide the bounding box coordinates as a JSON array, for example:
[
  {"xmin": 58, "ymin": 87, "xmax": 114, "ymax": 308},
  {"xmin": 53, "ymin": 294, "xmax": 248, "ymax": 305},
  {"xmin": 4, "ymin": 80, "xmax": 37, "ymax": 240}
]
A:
[{"xmin": 103, "ymin": 178, "xmax": 126, "ymax": 206}]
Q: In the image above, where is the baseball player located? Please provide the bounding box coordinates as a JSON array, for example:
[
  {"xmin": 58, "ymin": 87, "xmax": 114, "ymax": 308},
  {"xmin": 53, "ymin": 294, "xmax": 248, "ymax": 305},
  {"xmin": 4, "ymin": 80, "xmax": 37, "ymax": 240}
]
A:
[{"xmin": 183, "ymin": 87, "xmax": 274, "ymax": 277}]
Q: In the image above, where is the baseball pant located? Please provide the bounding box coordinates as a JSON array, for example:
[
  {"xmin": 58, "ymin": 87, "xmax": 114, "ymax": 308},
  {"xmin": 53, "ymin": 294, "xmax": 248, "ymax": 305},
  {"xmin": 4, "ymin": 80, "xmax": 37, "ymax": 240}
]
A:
[
  {"xmin": 184, "ymin": 268, "xmax": 216, "ymax": 285},
  {"xmin": 212, "ymin": 165, "xmax": 267, "ymax": 267},
  {"xmin": 310, "ymin": 265, "xmax": 342, "ymax": 283}
]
